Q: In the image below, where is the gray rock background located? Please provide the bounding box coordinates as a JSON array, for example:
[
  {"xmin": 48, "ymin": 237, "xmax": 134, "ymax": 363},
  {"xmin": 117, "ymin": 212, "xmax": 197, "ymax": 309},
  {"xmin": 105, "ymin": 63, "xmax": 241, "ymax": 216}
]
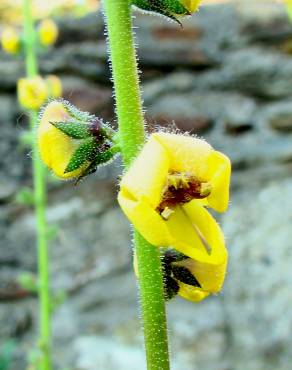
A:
[{"xmin": 1, "ymin": 1, "xmax": 292, "ymax": 369}]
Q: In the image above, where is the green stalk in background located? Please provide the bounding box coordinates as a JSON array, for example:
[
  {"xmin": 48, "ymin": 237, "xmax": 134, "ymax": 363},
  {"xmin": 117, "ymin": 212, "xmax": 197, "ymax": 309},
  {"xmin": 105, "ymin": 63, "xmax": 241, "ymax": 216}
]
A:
[
  {"xmin": 286, "ymin": 1, "xmax": 292, "ymax": 21},
  {"xmin": 22, "ymin": 1, "xmax": 51, "ymax": 369},
  {"xmin": 103, "ymin": 1, "xmax": 170, "ymax": 369}
]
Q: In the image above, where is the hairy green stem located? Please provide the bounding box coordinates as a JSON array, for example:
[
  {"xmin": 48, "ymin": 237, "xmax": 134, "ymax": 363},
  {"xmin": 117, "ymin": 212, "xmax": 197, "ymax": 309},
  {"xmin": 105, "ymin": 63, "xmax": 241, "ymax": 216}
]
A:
[
  {"xmin": 22, "ymin": 1, "xmax": 51, "ymax": 369},
  {"xmin": 103, "ymin": 1, "xmax": 170, "ymax": 369}
]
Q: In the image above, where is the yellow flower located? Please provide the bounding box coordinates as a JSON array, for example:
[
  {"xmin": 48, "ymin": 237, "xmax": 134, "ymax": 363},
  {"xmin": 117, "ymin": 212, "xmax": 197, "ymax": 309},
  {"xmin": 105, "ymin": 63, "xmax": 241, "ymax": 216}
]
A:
[
  {"xmin": 17, "ymin": 76, "xmax": 48, "ymax": 110},
  {"xmin": 1, "ymin": 26, "xmax": 20, "ymax": 54},
  {"xmin": 118, "ymin": 132, "xmax": 231, "ymax": 297},
  {"xmin": 38, "ymin": 101, "xmax": 89, "ymax": 179},
  {"xmin": 38, "ymin": 19, "xmax": 58, "ymax": 47},
  {"xmin": 46, "ymin": 75, "xmax": 62, "ymax": 98},
  {"xmin": 180, "ymin": 0, "xmax": 201, "ymax": 13}
]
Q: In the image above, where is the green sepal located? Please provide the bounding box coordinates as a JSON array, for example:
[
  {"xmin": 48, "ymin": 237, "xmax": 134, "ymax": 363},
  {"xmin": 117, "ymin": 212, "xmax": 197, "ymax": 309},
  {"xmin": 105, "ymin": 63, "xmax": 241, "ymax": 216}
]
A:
[
  {"xmin": 62, "ymin": 100, "xmax": 95, "ymax": 123},
  {"xmin": 161, "ymin": 0, "xmax": 189, "ymax": 15},
  {"xmin": 50, "ymin": 120, "xmax": 91, "ymax": 139},
  {"xmin": 75, "ymin": 145, "xmax": 120, "ymax": 183},
  {"xmin": 132, "ymin": 0, "xmax": 189, "ymax": 23},
  {"xmin": 172, "ymin": 265, "xmax": 201, "ymax": 287},
  {"xmin": 64, "ymin": 138, "xmax": 97, "ymax": 173}
]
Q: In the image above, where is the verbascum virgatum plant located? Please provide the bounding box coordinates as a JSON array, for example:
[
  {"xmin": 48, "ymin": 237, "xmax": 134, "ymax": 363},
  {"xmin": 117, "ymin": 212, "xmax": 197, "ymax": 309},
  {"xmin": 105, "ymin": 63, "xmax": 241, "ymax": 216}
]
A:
[{"xmin": 35, "ymin": 0, "xmax": 232, "ymax": 369}]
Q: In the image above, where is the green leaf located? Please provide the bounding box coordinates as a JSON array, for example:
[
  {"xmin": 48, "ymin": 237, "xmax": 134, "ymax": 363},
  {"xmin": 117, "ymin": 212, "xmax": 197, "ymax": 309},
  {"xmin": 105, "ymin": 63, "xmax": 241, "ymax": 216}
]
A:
[
  {"xmin": 64, "ymin": 138, "xmax": 97, "ymax": 173},
  {"xmin": 50, "ymin": 120, "xmax": 91, "ymax": 139}
]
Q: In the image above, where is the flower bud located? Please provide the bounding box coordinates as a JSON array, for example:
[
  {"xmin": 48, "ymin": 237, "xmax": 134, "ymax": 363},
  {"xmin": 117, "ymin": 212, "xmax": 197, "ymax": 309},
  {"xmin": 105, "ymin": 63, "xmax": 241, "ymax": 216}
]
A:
[
  {"xmin": 38, "ymin": 100, "xmax": 119, "ymax": 180},
  {"xmin": 1, "ymin": 26, "xmax": 20, "ymax": 54},
  {"xmin": 132, "ymin": 0, "xmax": 201, "ymax": 23},
  {"xmin": 38, "ymin": 19, "xmax": 58, "ymax": 47},
  {"xmin": 46, "ymin": 75, "xmax": 62, "ymax": 98},
  {"xmin": 17, "ymin": 76, "xmax": 48, "ymax": 110}
]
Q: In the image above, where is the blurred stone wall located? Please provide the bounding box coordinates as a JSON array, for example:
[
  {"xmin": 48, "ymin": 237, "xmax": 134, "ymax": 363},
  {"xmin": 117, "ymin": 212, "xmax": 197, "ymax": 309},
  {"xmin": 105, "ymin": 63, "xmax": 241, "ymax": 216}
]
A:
[{"xmin": 1, "ymin": 2, "xmax": 292, "ymax": 370}]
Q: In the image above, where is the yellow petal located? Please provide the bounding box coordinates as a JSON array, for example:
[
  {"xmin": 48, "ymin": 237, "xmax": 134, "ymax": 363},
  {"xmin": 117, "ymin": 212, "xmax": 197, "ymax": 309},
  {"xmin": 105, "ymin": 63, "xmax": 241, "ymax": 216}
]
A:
[
  {"xmin": 206, "ymin": 151, "xmax": 231, "ymax": 212},
  {"xmin": 38, "ymin": 101, "xmax": 88, "ymax": 178},
  {"xmin": 166, "ymin": 201, "xmax": 227, "ymax": 292},
  {"xmin": 181, "ymin": 0, "xmax": 201, "ymax": 13},
  {"xmin": 118, "ymin": 189, "xmax": 174, "ymax": 247},
  {"xmin": 120, "ymin": 135, "xmax": 170, "ymax": 208},
  {"xmin": 177, "ymin": 282, "xmax": 209, "ymax": 302},
  {"xmin": 153, "ymin": 132, "xmax": 212, "ymax": 176}
]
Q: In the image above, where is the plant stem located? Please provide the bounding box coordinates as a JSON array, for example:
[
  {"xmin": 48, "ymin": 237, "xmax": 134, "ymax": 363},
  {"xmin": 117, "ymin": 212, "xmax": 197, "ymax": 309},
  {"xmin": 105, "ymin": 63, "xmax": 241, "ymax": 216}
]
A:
[
  {"xmin": 103, "ymin": 1, "xmax": 170, "ymax": 369},
  {"xmin": 22, "ymin": 1, "xmax": 51, "ymax": 369}
]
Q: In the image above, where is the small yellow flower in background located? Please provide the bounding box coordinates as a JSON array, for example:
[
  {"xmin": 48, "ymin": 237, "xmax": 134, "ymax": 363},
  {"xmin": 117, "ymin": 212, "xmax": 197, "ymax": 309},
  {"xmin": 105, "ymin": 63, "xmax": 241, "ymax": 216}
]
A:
[
  {"xmin": 118, "ymin": 132, "xmax": 231, "ymax": 301},
  {"xmin": 46, "ymin": 75, "xmax": 62, "ymax": 98},
  {"xmin": 17, "ymin": 76, "xmax": 48, "ymax": 110},
  {"xmin": 38, "ymin": 101, "xmax": 90, "ymax": 179},
  {"xmin": 1, "ymin": 26, "xmax": 20, "ymax": 54},
  {"xmin": 38, "ymin": 19, "xmax": 58, "ymax": 47}
]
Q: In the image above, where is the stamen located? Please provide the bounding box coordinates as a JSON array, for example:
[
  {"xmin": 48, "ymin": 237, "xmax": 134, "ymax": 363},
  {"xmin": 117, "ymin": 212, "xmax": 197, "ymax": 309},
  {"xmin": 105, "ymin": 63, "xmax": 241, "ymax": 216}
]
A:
[
  {"xmin": 161, "ymin": 207, "xmax": 175, "ymax": 220},
  {"xmin": 181, "ymin": 207, "xmax": 212, "ymax": 255}
]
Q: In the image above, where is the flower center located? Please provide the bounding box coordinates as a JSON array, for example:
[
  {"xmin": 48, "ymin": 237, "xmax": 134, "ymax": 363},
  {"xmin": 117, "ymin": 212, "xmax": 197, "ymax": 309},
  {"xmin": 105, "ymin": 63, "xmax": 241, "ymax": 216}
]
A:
[
  {"xmin": 157, "ymin": 172, "xmax": 211, "ymax": 214},
  {"xmin": 157, "ymin": 172, "xmax": 213, "ymax": 255}
]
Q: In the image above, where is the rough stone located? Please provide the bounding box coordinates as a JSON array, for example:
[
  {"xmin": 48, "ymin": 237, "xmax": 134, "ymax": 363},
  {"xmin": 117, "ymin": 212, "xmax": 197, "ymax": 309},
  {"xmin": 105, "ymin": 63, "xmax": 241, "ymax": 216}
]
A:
[{"xmin": 222, "ymin": 179, "xmax": 292, "ymax": 370}]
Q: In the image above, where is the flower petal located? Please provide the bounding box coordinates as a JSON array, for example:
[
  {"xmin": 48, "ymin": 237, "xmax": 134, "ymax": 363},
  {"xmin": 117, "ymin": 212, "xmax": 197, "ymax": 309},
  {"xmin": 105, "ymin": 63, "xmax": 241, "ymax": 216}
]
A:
[
  {"xmin": 120, "ymin": 135, "xmax": 170, "ymax": 208},
  {"xmin": 153, "ymin": 132, "xmax": 212, "ymax": 176},
  {"xmin": 165, "ymin": 201, "xmax": 227, "ymax": 293},
  {"xmin": 206, "ymin": 151, "xmax": 231, "ymax": 212},
  {"xmin": 118, "ymin": 189, "xmax": 174, "ymax": 247},
  {"xmin": 177, "ymin": 282, "xmax": 209, "ymax": 302},
  {"xmin": 181, "ymin": 0, "xmax": 201, "ymax": 13}
]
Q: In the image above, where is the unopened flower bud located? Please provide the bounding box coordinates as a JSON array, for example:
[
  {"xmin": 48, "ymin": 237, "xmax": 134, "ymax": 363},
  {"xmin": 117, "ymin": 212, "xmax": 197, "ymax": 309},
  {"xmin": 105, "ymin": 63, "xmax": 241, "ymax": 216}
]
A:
[
  {"xmin": 1, "ymin": 26, "xmax": 20, "ymax": 54},
  {"xmin": 38, "ymin": 100, "xmax": 119, "ymax": 180},
  {"xmin": 38, "ymin": 19, "xmax": 58, "ymax": 47},
  {"xmin": 18, "ymin": 76, "xmax": 48, "ymax": 110},
  {"xmin": 46, "ymin": 75, "xmax": 62, "ymax": 98}
]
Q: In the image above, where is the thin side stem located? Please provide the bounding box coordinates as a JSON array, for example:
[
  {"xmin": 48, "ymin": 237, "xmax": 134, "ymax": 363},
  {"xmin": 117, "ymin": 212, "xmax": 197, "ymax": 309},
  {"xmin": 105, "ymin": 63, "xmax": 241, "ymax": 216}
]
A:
[
  {"xmin": 22, "ymin": 1, "xmax": 51, "ymax": 370},
  {"xmin": 103, "ymin": 1, "xmax": 170, "ymax": 369}
]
